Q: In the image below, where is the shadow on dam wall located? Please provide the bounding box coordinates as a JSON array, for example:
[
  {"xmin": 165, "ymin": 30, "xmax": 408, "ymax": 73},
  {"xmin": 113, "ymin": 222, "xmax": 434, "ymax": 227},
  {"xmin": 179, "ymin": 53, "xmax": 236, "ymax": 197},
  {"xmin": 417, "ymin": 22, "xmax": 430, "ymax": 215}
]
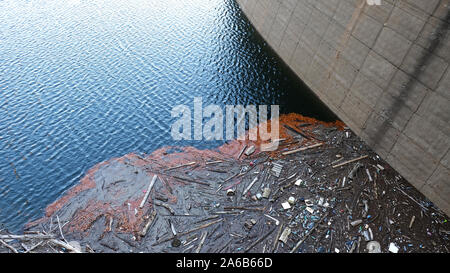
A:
[
  {"xmin": 236, "ymin": 0, "xmax": 450, "ymax": 216},
  {"xmin": 371, "ymin": 10, "xmax": 450, "ymax": 147}
]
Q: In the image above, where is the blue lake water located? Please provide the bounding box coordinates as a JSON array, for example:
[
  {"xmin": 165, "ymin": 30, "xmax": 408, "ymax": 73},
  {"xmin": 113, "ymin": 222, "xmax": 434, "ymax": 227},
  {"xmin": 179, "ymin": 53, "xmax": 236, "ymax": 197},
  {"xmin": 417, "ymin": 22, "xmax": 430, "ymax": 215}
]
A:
[{"xmin": 0, "ymin": 0, "xmax": 337, "ymax": 232}]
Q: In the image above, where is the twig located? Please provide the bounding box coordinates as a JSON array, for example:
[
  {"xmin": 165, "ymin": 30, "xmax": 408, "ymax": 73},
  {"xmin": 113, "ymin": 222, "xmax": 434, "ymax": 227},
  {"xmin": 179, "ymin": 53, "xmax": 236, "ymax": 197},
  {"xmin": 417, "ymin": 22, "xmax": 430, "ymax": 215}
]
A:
[
  {"xmin": 244, "ymin": 227, "xmax": 276, "ymax": 253},
  {"xmin": 166, "ymin": 162, "xmax": 196, "ymax": 171},
  {"xmin": 0, "ymin": 239, "xmax": 19, "ymax": 253},
  {"xmin": 195, "ymin": 231, "xmax": 208, "ymax": 253},
  {"xmin": 242, "ymin": 177, "xmax": 258, "ymax": 196},
  {"xmin": 218, "ymin": 238, "xmax": 233, "ymax": 253},
  {"xmin": 154, "ymin": 201, "xmax": 175, "ymax": 215},
  {"xmin": 56, "ymin": 215, "xmax": 66, "ymax": 243},
  {"xmin": 140, "ymin": 210, "xmax": 157, "ymax": 237},
  {"xmin": 49, "ymin": 239, "xmax": 82, "ymax": 253},
  {"xmin": 396, "ymin": 187, "xmax": 429, "ymax": 211},
  {"xmin": 24, "ymin": 241, "xmax": 44, "ymax": 253},
  {"xmin": 152, "ymin": 219, "xmax": 223, "ymax": 246},
  {"xmin": 332, "ymin": 155, "xmax": 368, "ymax": 168},
  {"xmin": 0, "ymin": 234, "xmax": 54, "ymax": 240},
  {"xmin": 272, "ymin": 223, "xmax": 284, "ymax": 253},
  {"xmin": 224, "ymin": 206, "xmax": 265, "ymax": 212},
  {"xmin": 206, "ymin": 161, "xmax": 223, "ymax": 165},
  {"xmin": 139, "ymin": 175, "xmax": 158, "ymax": 209},
  {"xmin": 283, "ymin": 124, "xmax": 311, "ymax": 139},
  {"xmin": 282, "ymin": 143, "xmax": 324, "ymax": 156},
  {"xmin": 238, "ymin": 145, "xmax": 247, "ymax": 159},
  {"xmin": 172, "ymin": 175, "xmax": 210, "ymax": 186}
]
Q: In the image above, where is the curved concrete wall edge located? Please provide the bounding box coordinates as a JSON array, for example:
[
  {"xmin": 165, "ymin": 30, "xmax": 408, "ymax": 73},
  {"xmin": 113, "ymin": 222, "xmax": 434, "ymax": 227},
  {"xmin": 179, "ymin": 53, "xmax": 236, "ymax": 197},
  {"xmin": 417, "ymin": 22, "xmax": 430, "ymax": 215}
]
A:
[{"xmin": 236, "ymin": 0, "xmax": 450, "ymax": 216}]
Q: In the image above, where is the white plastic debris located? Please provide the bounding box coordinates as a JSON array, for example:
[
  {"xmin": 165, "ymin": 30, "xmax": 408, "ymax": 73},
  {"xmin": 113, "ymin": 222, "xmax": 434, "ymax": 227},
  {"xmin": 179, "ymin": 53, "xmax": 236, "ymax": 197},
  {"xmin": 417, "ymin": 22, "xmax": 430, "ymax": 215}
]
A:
[
  {"xmin": 242, "ymin": 177, "xmax": 258, "ymax": 196},
  {"xmin": 226, "ymin": 189, "xmax": 236, "ymax": 196},
  {"xmin": 282, "ymin": 202, "xmax": 291, "ymax": 210},
  {"xmin": 389, "ymin": 243, "xmax": 399, "ymax": 253},
  {"xmin": 366, "ymin": 241, "xmax": 381, "ymax": 253},
  {"xmin": 366, "ymin": 169, "xmax": 373, "ymax": 182},
  {"xmin": 318, "ymin": 197, "xmax": 324, "ymax": 206},
  {"xmin": 306, "ymin": 207, "xmax": 314, "ymax": 214},
  {"xmin": 288, "ymin": 196, "xmax": 296, "ymax": 205},
  {"xmin": 262, "ymin": 188, "xmax": 271, "ymax": 198},
  {"xmin": 351, "ymin": 219, "xmax": 363, "ymax": 227},
  {"xmin": 264, "ymin": 214, "xmax": 280, "ymax": 225},
  {"xmin": 245, "ymin": 145, "xmax": 256, "ymax": 156},
  {"xmin": 295, "ymin": 179, "xmax": 302, "ymax": 186},
  {"xmin": 279, "ymin": 227, "xmax": 292, "ymax": 244}
]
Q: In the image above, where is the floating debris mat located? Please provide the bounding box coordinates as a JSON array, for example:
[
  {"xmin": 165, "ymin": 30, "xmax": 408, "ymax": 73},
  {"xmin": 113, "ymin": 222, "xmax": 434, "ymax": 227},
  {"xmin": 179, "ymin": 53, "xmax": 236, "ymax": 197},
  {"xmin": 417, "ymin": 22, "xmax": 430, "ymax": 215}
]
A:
[{"xmin": 6, "ymin": 113, "xmax": 448, "ymax": 254}]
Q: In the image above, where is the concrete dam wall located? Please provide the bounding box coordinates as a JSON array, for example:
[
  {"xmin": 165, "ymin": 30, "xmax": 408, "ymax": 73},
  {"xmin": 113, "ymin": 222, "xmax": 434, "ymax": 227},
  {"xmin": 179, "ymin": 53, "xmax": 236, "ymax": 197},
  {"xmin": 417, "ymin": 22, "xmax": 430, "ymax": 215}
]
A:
[{"xmin": 236, "ymin": 0, "xmax": 450, "ymax": 215}]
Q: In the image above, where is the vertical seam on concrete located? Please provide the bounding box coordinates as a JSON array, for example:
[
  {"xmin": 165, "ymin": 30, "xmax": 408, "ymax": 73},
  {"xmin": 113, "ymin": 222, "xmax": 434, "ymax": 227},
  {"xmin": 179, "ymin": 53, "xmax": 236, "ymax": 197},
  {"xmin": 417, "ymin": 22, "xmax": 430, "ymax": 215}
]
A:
[
  {"xmin": 306, "ymin": 0, "xmax": 344, "ymax": 101},
  {"xmin": 284, "ymin": 0, "xmax": 302, "ymax": 64},
  {"xmin": 304, "ymin": 3, "xmax": 330, "ymax": 59},
  {"xmin": 276, "ymin": 0, "xmax": 298, "ymax": 51},
  {"xmin": 288, "ymin": 0, "xmax": 315, "ymax": 75},
  {"xmin": 266, "ymin": 0, "xmax": 282, "ymax": 44},
  {"xmin": 330, "ymin": 0, "xmax": 367, "ymax": 110},
  {"xmin": 290, "ymin": 1, "xmax": 327, "ymax": 92}
]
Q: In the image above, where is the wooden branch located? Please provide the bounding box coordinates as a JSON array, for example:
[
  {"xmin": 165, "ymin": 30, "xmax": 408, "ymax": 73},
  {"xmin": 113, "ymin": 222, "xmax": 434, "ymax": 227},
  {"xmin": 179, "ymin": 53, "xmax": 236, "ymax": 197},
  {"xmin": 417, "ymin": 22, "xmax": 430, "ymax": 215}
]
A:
[
  {"xmin": 166, "ymin": 162, "xmax": 196, "ymax": 171},
  {"xmin": 242, "ymin": 177, "xmax": 258, "ymax": 196},
  {"xmin": 140, "ymin": 210, "xmax": 157, "ymax": 237},
  {"xmin": 0, "ymin": 234, "xmax": 54, "ymax": 240},
  {"xmin": 282, "ymin": 143, "xmax": 324, "ymax": 156},
  {"xmin": 24, "ymin": 241, "xmax": 44, "ymax": 253},
  {"xmin": 0, "ymin": 239, "xmax": 19, "ymax": 253},
  {"xmin": 49, "ymin": 239, "xmax": 82, "ymax": 253},
  {"xmin": 205, "ymin": 161, "xmax": 223, "ymax": 165},
  {"xmin": 244, "ymin": 227, "xmax": 276, "ymax": 253},
  {"xmin": 139, "ymin": 175, "xmax": 158, "ymax": 209},
  {"xmin": 154, "ymin": 201, "xmax": 175, "ymax": 215},
  {"xmin": 56, "ymin": 215, "xmax": 66, "ymax": 242},
  {"xmin": 195, "ymin": 231, "xmax": 208, "ymax": 253},
  {"xmin": 152, "ymin": 219, "xmax": 223, "ymax": 246},
  {"xmin": 238, "ymin": 145, "xmax": 247, "ymax": 159},
  {"xmin": 172, "ymin": 176, "xmax": 210, "ymax": 186},
  {"xmin": 332, "ymin": 155, "xmax": 368, "ymax": 168}
]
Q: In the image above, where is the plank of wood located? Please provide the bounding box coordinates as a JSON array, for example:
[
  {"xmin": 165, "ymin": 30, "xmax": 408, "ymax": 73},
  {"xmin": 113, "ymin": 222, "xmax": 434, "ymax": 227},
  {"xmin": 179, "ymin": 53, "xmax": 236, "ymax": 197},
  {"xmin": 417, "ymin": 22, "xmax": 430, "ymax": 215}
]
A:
[
  {"xmin": 172, "ymin": 175, "xmax": 210, "ymax": 186},
  {"xmin": 282, "ymin": 143, "xmax": 324, "ymax": 156},
  {"xmin": 139, "ymin": 175, "xmax": 158, "ymax": 209},
  {"xmin": 332, "ymin": 155, "xmax": 368, "ymax": 168},
  {"xmin": 166, "ymin": 162, "xmax": 196, "ymax": 171}
]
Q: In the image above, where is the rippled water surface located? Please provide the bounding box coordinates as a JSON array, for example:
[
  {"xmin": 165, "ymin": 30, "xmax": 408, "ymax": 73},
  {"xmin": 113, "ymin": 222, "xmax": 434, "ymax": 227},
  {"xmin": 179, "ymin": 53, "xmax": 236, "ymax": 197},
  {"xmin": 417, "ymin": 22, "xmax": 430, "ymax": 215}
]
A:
[{"xmin": 0, "ymin": 0, "xmax": 337, "ymax": 231}]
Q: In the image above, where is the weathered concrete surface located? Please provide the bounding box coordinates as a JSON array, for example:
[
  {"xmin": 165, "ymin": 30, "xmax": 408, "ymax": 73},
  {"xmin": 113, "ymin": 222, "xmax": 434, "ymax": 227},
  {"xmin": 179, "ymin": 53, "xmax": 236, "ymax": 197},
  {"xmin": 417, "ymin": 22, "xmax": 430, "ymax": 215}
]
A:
[{"xmin": 236, "ymin": 0, "xmax": 450, "ymax": 216}]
